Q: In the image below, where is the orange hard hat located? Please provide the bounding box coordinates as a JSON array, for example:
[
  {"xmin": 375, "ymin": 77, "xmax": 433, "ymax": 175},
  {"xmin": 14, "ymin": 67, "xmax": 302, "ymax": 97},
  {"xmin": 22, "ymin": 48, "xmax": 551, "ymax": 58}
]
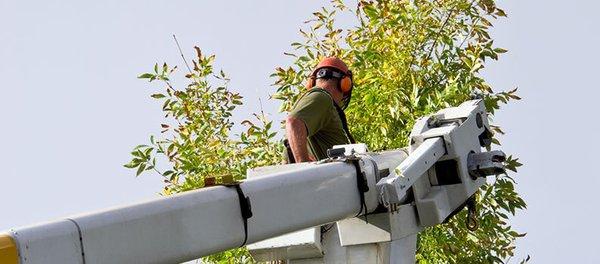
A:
[
  {"xmin": 312, "ymin": 57, "xmax": 351, "ymax": 76},
  {"xmin": 306, "ymin": 57, "xmax": 353, "ymax": 93}
]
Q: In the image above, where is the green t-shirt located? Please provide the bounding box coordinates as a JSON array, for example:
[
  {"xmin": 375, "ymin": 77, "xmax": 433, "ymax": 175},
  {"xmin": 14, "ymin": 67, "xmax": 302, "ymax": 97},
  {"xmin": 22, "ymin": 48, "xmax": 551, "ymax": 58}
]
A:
[{"xmin": 289, "ymin": 88, "xmax": 351, "ymax": 160}]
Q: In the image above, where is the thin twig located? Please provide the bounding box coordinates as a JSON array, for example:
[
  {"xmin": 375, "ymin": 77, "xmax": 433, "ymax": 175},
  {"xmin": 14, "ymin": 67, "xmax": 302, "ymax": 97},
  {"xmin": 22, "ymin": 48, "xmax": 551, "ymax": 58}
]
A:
[
  {"xmin": 420, "ymin": 0, "xmax": 478, "ymax": 66},
  {"xmin": 405, "ymin": 1, "xmax": 455, "ymax": 78},
  {"xmin": 152, "ymin": 166, "xmax": 165, "ymax": 178},
  {"xmin": 424, "ymin": 8, "xmax": 455, "ymax": 63},
  {"xmin": 164, "ymin": 80, "xmax": 175, "ymax": 90},
  {"xmin": 258, "ymin": 97, "xmax": 266, "ymax": 119},
  {"xmin": 458, "ymin": 17, "xmax": 481, "ymax": 49},
  {"xmin": 172, "ymin": 34, "xmax": 193, "ymax": 75}
]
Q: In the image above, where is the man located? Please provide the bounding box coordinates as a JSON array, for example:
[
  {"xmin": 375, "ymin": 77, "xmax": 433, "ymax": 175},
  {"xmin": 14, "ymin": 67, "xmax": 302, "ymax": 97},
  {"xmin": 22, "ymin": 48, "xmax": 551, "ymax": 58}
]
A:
[{"xmin": 285, "ymin": 57, "xmax": 355, "ymax": 162}]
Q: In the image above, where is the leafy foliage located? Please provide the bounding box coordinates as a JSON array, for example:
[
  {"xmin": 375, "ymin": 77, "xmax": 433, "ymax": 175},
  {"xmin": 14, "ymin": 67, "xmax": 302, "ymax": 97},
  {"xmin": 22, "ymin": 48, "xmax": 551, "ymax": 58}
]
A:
[
  {"xmin": 127, "ymin": 0, "xmax": 526, "ymax": 263},
  {"xmin": 124, "ymin": 47, "xmax": 281, "ymax": 195}
]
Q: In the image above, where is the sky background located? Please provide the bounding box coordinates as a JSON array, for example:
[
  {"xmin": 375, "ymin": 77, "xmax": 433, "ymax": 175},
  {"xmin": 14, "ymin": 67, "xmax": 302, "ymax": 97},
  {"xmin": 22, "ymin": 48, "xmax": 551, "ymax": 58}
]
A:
[{"xmin": 1, "ymin": 0, "xmax": 598, "ymax": 263}]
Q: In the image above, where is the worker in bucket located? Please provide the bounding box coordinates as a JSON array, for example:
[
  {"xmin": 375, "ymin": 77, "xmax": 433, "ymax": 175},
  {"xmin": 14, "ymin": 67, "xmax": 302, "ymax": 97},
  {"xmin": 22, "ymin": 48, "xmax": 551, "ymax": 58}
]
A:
[{"xmin": 284, "ymin": 57, "xmax": 356, "ymax": 163}]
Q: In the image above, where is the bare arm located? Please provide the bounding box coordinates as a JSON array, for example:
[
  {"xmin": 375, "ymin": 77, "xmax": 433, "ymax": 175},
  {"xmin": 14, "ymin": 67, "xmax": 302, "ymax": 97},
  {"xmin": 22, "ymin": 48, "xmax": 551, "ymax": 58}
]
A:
[{"xmin": 285, "ymin": 116, "xmax": 315, "ymax": 162}]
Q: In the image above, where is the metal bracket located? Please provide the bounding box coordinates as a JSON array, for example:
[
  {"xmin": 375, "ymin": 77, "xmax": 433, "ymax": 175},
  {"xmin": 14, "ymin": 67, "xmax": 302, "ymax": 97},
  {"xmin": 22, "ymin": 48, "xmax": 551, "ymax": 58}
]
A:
[{"xmin": 467, "ymin": 150, "xmax": 506, "ymax": 179}]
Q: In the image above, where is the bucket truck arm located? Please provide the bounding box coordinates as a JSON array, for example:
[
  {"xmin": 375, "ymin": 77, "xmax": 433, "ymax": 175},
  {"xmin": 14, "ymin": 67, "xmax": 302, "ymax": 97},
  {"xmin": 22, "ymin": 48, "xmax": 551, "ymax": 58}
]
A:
[
  {"xmin": 0, "ymin": 100, "xmax": 505, "ymax": 264},
  {"xmin": 248, "ymin": 99, "xmax": 504, "ymax": 263}
]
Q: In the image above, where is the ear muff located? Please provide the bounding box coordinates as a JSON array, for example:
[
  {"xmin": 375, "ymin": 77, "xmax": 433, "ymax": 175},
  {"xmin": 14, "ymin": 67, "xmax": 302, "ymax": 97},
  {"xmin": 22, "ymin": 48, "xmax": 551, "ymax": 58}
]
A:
[
  {"xmin": 339, "ymin": 75, "xmax": 352, "ymax": 93},
  {"xmin": 339, "ymin": 70, "xmax": 353, "ymax": 93}
]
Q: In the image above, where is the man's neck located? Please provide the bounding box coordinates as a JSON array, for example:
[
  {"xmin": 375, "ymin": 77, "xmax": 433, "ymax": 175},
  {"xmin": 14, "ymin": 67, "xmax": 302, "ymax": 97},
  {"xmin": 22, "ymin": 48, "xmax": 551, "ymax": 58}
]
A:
[{"xmin": 321, "ymin": 86, "xmax": 343, "ymax": 106}]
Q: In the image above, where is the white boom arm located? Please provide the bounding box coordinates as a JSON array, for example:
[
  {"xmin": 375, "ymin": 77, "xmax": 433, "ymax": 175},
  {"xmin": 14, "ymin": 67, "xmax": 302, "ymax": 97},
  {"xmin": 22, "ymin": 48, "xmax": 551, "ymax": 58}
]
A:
[{"xmin": 0, "ymin": 100, "xmax": 504, "ymax": 264}]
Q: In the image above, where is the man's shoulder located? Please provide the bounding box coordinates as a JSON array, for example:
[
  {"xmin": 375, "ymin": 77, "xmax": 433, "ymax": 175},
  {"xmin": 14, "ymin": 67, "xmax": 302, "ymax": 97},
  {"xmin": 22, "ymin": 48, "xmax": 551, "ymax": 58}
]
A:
[
  {"xmin": 299, "ymin": 88, "xmax": 334, "ymax": 105},
  {"xmin": 289, "ymin": 88, "xmax": 335, "ymax": 118}
]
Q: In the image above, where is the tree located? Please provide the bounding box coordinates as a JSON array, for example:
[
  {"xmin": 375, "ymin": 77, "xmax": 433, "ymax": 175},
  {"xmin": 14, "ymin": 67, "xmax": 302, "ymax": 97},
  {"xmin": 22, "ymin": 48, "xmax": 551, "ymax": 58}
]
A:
[{"xmin": 126, "ymin": 0, "xmax": 526, "ymax": 263}]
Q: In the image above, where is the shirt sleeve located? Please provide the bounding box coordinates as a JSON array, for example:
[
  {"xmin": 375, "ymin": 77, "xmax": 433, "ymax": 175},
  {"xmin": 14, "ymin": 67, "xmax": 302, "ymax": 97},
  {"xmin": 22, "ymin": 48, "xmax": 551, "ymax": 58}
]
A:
[{"xmin": 289, "ymin": 91, "xmax": 333, "ymax": 137}]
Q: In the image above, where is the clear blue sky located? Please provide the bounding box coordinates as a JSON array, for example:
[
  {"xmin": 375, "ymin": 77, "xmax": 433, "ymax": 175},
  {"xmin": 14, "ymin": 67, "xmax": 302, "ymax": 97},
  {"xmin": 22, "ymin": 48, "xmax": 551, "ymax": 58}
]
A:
[{"xmin": 1, "ymin": 0, "xmax": 598, "ymax": 262}]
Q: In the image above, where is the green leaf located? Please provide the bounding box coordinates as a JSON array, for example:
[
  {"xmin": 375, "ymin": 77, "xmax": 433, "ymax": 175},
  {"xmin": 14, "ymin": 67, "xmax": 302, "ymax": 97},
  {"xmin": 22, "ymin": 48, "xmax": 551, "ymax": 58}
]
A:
[
  {"xmin": 123, "ymin": 160, "xmax": 139, "ymax": 168},
  {"xmin": 136, "ymin": 163, "xmax": 146, "ymax": 177},
  {"xmin": 494, "ymin": 48, "xmax": 508, "ymax": 54},
  {"xmin": 138, "ymin": 73, "xmax": 154, "ymax": 79}
]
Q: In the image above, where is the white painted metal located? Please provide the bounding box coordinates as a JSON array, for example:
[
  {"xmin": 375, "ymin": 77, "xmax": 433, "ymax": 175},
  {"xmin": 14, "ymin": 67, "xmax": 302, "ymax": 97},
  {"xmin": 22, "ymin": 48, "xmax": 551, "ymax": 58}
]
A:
[
  {"xmin": 388, "ymin": 235, "xmax": 417, "ymax": 264},
  {"xmin": 72, "ymin": 186, "xmax": 244, "ymax": 264},
  {"xmin": 319, "ymin": 224, "xmax": 390, "ymax": 264},
  {"xmin": 247, "ymin": 228, "xmax": 322, "ymax": 261},
  {"xmin": 408, "ymin": 100, "xmax": 489, "ymax": 226},
  {"xmin": 321, "ymin": 224, "xmax": 417, "ymax": 264},
  {"xmin": 245, "ymin": 170, "xmax": 322, "ymax": 262},
  {"xmin": 5, "ymin": 151, "xmax": 409, "ymax": 264},
  {"xmin": 337, "ymin": 218, "xmax": 390, "ymax": 246},
  {"xmin": 377, "ymin": 137, "xmax": 446, "ymax": 204},
  {"xmin": 336, "ymin": 204, "xmax": 421, "ymax": 246},
  {"xmin": 386, "ymin": 204, "xmax": 421, "ymax": 241},
  {"xmin": 2, "ymin": 99, "xmax": 501, "ymax": 264},
  {"xmin": 9, "ymin": 220, "xmax": 82, "ymax": 264},
  {"xmin": 246, "ymin": 150, "xmax": 408, "ymax": 263},
  {"xmin": 331, "ymin": 143, "xmax": 369, "ymax": 156},
  {"xmin": 283, "ymin": 215, "xmax": 417, "ymax": 264}
]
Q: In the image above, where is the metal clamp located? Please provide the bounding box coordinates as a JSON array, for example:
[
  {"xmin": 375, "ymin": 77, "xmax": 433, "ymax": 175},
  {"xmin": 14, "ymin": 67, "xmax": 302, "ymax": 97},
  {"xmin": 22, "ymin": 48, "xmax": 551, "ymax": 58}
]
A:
[
  {"xmin": 468, "ymin": 150, "xmax": 507, "ymax": 179},
  {"xmin": 224, "ymin": 183, "xmax": 253, "ymax": 247},
  {"xmin": 325, "ymin": 147, "xmax": 371, "ymax": 221}
]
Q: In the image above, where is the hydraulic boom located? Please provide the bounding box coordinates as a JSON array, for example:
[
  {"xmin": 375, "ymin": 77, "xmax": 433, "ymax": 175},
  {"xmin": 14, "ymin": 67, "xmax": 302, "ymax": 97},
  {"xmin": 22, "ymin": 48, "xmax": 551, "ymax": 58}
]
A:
[{"xmin": 0, "ymin": 100, "xmax": 505, "ymax": 264}]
